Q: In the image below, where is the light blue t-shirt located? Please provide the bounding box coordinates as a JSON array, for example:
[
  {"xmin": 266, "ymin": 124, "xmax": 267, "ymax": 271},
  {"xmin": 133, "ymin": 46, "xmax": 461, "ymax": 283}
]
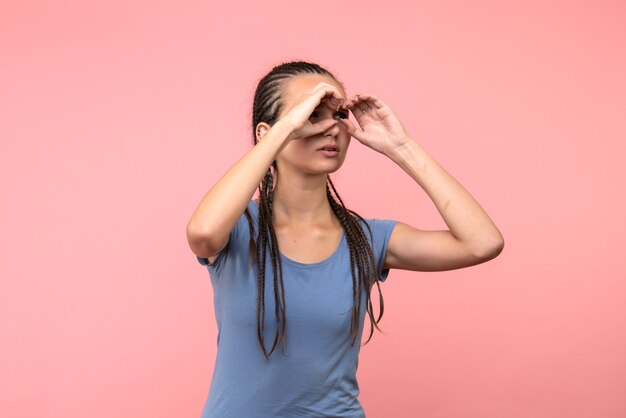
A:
[{"xmin": 196, "ymin": 200, "xmax": 397, "ymax": 418}]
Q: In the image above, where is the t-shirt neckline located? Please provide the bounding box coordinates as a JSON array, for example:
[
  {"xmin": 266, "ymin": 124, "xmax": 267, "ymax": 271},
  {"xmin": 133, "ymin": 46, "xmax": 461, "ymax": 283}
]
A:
[
  {"xmin": 280, "ymin": 231, "xmax": 346, "ymax": 269},
  {"xmin": 250, "ymin": 199, "xmax": 346, "ymax": 269}
]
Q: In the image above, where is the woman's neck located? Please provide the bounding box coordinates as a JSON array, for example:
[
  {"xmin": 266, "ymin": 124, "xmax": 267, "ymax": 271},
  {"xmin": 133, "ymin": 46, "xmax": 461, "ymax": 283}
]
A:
[{"xmin": 270, "ymin": 175, "xmax": 336, "ymax": 227}]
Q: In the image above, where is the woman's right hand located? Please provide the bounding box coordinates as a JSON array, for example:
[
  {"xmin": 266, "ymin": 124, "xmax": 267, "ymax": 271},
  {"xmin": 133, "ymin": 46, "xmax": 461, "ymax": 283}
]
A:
[{"xmin": 278, "ymin": 82, "xmax": 346, "ymax": 142}]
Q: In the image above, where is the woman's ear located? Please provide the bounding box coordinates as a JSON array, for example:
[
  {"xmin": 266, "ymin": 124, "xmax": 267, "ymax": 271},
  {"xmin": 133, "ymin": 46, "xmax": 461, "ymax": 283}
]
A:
[{"xmin": 255, "ymin": 122, "xmax": 271, "ymax": 143}]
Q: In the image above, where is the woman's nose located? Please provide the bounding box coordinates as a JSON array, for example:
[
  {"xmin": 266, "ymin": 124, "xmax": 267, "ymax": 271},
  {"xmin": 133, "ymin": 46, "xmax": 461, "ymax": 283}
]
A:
[{"xmin": 324, "ymin": 122, "xmax": 340, "ymax": 137}]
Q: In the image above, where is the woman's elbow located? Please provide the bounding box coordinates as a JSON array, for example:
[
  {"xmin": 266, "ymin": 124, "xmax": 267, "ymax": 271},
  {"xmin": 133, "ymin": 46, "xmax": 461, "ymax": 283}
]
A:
[{"xmin": 475, "ymin": 237, "xmax": 504, "ymax": 261}]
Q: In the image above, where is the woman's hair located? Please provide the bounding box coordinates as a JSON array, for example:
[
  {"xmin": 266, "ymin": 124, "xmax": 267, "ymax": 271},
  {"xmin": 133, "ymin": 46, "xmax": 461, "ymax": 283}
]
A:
[{"xmin": 244, "ymin": 60, "xmax": 385, "ymax": 359}]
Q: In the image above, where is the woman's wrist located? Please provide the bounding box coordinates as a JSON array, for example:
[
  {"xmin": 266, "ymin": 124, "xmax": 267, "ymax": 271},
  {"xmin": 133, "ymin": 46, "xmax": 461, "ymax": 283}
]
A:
[
  {"xmin": 259, "ymin": 119, "xmax": 296, "ymax": 161},
  {"xmin": 271, "ymin": 118, "xmax": 297, "ymax": 142}
]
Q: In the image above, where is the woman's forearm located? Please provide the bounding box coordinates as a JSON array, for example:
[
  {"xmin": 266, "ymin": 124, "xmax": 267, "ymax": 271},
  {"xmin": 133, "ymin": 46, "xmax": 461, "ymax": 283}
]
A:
[
  {"xmin": 186, "ymin": 121, "xmax": 292, "ymax": 255},
  {"xmin": 387, "ymin": 139, "xmax": 504, "ymax": 257}
]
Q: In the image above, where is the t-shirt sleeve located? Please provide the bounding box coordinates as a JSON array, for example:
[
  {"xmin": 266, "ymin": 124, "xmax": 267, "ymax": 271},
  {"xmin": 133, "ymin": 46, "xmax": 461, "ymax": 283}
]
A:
[
  {"xmin": 195, "ymin": 209, "xmax": 249, "ymax": 272},
  {"xmin": 366, "ymin": 218, "xmax": 398, "ymax": 283}
]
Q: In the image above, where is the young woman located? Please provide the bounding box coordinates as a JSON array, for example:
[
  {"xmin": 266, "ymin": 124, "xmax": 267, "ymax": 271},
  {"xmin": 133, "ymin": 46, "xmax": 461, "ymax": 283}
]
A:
[{"xmin": 186, "ymin": 61, "xmax": 504, "ymax": 418}]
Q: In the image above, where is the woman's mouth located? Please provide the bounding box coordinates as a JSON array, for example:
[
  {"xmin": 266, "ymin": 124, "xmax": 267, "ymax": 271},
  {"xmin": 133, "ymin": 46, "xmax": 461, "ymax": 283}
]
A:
[
  {"xmin": 317, "ymin": 144, "xmax": 340, "ymax": 157},
  {"xmin": 318, "ymin": 149, "xmax": 339, "ymax": 157}
]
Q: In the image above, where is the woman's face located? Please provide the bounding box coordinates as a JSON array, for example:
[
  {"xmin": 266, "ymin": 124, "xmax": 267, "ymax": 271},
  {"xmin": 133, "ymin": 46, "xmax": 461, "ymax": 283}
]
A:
[{"xmin": 274, "ymin": 74, "xmax": 352, "ymax": 176}]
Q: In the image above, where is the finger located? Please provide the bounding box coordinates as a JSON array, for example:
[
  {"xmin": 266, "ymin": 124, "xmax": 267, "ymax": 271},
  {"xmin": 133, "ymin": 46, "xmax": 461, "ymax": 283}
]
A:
[
  {"xmin": 322, "ymin": 90, "xmax": 345, "ymax": 110},
  {"xmin": 337, "ymin": 117, "xmax": 355, "ymax": 135},
  {"xmin": 345, "ymin": 95, "xmax": 367, "ymax": 113},
  {"xmin": 345, "ymin": 95, "xmax": 360, "ymax": 109},
  {"xmin": 348, "ymin": 102, "xmax": 366, "ymax": 119},
  {"xmin": 338, "ymin": 118, "xmax": 366, "ymax": 142},
  {"xmin": 313, "ymin": 83, "xmax": 345, "ymax": 106},
  {"xmin": 297, "ymin": 119, "xmax": 338, "ymax": 138},
  {"xmin": 363, "ymin": 94, "xmax": 386, "ymax": 109},
  {"xmin": 318, "ymin": 83, "xmax": 346, "ymax": 110},
  {"xmin": 346, "ymin": 93, "xmax": 381, "ymax": 111}
]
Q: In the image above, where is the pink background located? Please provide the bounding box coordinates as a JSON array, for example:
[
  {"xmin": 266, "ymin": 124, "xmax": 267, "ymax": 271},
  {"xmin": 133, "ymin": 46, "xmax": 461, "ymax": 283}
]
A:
[{"xmin": 1, "ymin": 1, "xmax": 625, "ymax": 417}]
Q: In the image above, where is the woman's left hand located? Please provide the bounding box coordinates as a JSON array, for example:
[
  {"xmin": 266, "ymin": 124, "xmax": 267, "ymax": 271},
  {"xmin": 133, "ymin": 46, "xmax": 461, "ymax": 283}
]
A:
[{"xmin": 339, "ymin": 93, "xmax": 412, "ymax": 155}]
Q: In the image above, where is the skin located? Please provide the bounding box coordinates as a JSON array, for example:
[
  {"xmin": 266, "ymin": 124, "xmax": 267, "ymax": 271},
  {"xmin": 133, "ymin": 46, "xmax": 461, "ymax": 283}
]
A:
[
  {"xmin": 256, "ymin": 75, "xmax": 352, "ymax": 262},
  {"xmin": 266, "ymin": 75, "xmax": 351, "ymax": 219},
  {"xmin": 187, "ymin": 73, "xmax": 505, "ymax": 270}
]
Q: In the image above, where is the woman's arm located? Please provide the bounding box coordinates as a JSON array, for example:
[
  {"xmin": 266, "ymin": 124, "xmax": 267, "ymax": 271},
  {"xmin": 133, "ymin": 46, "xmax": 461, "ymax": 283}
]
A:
[
  {"xmin": 187, "ymin": 82, "xmax": 346, "ymax": 260},
  {"xmin": 384, "ymin": 140, "xmax": 504, "ymax": 272},
  {"xmin": 341, "ymin": 93, "xmax": 504, "ymax": 272},
  {"xmin": 186, "ymin": 120, "xmax": 291, "ymax": 259}
]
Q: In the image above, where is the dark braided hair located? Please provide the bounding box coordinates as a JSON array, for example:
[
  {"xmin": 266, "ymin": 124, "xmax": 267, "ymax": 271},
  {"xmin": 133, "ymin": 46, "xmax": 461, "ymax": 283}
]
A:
[{"xmin": 244, "ymin": 60, "xmax": 386, "ymax": 360}]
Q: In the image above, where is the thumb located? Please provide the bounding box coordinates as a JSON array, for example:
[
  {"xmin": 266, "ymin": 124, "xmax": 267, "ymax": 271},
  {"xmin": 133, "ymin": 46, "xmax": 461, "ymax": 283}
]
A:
[
  {"xmin": 339, "ymin": 118, "xmax": 366, "ymax": 141},
  {"xmin": 301, "ymin": 119, "xmax": 337, "ymax": 137},
  {"xmin": 314, "ymin": 118, "xmax": 338, "ymax": 134}
]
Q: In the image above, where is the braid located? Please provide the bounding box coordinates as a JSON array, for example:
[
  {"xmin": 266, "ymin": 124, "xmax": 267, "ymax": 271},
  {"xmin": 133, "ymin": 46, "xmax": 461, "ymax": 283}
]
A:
[
  {"xmin": 264, "ymin": 169, "xmax": 288, "ymax": 356},
  {"xmin": 254, "ymin": 168, "xmax": 288, "ymax": 360},
  {"xmin": 256, "ymin": 175, "xmax": 269, "ymax": 358},
  {"xmin": 327, "ymin": 187, "xmax": 360, "ymax": 340},
  {"xmin": 327, "ymin": 176, "xmax": 384, "ymax": 346}
]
